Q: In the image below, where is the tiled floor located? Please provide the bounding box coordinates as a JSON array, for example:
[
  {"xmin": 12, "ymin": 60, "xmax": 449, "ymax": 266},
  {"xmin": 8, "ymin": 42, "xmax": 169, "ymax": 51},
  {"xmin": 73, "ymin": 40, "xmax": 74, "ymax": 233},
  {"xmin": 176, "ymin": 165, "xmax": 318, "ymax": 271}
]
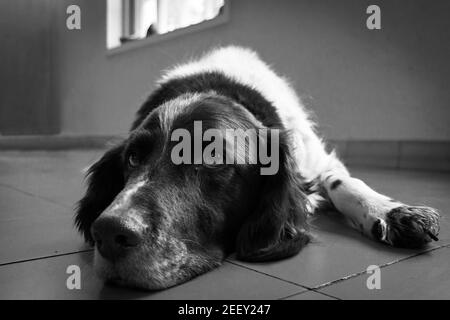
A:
[{"xmin": 0, "ymin": 150, "xmax": 449, "ymax": 300}]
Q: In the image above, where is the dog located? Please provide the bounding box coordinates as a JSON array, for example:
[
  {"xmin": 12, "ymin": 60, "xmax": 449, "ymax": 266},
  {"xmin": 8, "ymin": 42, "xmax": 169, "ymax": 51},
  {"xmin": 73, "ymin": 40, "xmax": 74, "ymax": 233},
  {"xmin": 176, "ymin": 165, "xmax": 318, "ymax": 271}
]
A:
[{"xmin": 76, "ymin": 46, "xmax": 440, "ymax": 290}]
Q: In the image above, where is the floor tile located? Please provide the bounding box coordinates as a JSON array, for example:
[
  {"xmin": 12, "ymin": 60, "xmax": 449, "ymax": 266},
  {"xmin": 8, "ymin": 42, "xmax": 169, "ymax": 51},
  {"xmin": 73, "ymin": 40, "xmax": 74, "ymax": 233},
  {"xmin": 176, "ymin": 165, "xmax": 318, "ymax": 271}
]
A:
[
  {"xmin": 0, "ymin": 188, "xmax": 87, "ymax": 264},
  {"xmin": 0, "ymin": 251, "xmax": 303, "ymax": 300},
  {"xmin": 318, "ymin": 247, "xmax": 450, "ymax": 299},
  {"xmin": 0, "ymin": 217, "xmax": 88, "ymax": 264},
  {"xmin": 0, "ymin": 150, "xmax": 104, "ymax": 208},
  {"xmin": 0, "ymin": 185, "xmax": 67, "ymax": 221}
]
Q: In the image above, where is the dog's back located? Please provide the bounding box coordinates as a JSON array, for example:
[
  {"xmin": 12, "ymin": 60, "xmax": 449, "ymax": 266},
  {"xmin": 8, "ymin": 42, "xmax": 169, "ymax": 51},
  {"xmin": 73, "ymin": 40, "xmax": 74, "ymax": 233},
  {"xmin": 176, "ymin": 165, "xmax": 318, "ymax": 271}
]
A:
[{"xmin": 162, "ymin": 46, "xmax": 341, "ymax": 180}]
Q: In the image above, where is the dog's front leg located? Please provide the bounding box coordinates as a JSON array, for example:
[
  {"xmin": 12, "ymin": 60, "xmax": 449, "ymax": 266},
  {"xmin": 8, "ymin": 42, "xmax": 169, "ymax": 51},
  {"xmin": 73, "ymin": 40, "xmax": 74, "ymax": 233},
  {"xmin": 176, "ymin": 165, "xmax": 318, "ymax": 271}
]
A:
[{"xmin": 320, "ymin": 170, "xmax": 440, "ymax": 248}]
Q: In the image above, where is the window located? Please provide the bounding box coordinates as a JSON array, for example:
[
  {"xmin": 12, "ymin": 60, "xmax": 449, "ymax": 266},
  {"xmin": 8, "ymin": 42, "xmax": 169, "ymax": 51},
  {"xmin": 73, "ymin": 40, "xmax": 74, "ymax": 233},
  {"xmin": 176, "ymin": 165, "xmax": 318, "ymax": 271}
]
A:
[{"xmin": 107, "ymin": 0, "xmax": 226, "ymax": 50}]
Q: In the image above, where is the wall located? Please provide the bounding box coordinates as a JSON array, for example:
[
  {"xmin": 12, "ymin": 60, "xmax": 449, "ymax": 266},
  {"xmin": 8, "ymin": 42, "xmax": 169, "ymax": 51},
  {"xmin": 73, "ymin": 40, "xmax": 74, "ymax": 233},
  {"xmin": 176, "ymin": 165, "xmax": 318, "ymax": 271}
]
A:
[
  {"xmin": 0, "ymin": 0, "xmax": 58, "ymax": 135},
  {"xmin": 53, "ymin": 0, "xmax": 450, "ymax": 141}
]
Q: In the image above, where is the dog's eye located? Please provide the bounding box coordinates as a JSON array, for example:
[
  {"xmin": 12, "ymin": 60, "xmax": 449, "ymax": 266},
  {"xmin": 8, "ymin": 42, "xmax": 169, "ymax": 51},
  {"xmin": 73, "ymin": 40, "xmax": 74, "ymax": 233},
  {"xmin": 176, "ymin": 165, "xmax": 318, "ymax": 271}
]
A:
[{"xmin": 127, "ymin": 152, "xmax": 140, "ymax": 168}]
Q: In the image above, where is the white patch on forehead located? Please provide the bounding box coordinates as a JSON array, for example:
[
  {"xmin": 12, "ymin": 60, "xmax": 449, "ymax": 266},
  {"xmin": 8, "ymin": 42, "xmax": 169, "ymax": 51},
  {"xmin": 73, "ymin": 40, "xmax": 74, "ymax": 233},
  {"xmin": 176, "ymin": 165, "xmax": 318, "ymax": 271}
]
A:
[
  {"xmin": 111, "ymin": 177, "xmax": 147, "ymax": 211},
  {"xmin": 123, "ymin": 179, "xmax": 146, "ymax": 200}
]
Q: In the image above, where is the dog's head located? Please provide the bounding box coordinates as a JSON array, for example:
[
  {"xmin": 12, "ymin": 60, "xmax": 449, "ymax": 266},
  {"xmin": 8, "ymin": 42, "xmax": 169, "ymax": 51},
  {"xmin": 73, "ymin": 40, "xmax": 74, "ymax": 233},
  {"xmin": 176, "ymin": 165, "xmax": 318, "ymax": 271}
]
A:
[{"xmin": 76, "ymin": 92, "xmax": 310, "ymax": 290}]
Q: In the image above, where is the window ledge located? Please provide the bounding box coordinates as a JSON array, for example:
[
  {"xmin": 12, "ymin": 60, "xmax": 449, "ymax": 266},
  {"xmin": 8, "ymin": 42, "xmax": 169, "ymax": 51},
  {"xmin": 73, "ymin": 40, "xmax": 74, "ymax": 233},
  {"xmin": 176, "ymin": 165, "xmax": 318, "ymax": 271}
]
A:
[{"xmin": 106, "ymin": 5, "xmax": 229, "ymax": 57}]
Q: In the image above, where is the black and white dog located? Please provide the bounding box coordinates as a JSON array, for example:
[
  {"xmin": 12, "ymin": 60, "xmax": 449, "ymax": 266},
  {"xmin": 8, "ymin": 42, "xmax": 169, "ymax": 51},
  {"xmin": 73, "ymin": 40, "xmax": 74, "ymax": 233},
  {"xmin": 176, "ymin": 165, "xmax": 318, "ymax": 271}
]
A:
[{"xmin": 76, "ymin": 46, "xmax": 440, "ymax": 290}]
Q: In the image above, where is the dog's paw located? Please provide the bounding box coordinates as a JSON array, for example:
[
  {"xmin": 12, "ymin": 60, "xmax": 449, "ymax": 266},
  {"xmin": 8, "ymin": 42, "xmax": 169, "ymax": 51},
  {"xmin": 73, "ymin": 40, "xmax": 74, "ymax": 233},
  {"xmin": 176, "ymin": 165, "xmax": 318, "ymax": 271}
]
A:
[{"xmin": 372, "ymin": 206, "xmax": 440, "ymax": 248}]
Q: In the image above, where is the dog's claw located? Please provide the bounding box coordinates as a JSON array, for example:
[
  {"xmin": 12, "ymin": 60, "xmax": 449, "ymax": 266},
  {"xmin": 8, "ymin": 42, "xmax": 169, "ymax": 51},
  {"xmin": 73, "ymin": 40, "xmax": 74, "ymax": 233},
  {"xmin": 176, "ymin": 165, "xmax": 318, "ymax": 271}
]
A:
[
  {"xmin": 426, "ymin": 230, "xmax": 439, "ymax": 241},
  {"xmin": 383, "ymin": 206, "xmax": 440, "ymax": 248}
]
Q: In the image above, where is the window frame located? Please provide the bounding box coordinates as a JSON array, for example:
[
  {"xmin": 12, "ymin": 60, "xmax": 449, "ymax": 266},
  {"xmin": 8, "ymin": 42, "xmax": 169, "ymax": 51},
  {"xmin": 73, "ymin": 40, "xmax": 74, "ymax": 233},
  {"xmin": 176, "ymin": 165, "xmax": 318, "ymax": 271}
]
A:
[{"xmin": 107, "ymin": 0, "xmax": 229, "ymax": 56}]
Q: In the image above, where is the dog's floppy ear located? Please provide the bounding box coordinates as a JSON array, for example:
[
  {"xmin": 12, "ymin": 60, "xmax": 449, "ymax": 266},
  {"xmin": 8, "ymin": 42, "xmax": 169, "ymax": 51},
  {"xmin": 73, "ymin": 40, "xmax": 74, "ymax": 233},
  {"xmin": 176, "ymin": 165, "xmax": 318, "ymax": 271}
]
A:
[
  {"xmin": 75, "ymin": 144, "xmax": 125, "ymax": 244},
  {"xmin": 235, "ymin": 132, "xmax": 310, "ymax": 262}
]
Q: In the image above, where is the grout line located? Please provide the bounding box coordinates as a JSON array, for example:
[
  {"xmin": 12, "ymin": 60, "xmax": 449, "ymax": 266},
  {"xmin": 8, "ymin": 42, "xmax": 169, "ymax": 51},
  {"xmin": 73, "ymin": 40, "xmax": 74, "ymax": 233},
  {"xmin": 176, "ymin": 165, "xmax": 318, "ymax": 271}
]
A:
[
  {"xmin": 0, "ymin": 249, "xmax": 94, "ymax": 267},
  {"xmin": 226, "ymin": 260, "xmax": 312, "ymax": 291},
  {"xmin": 0, "ymin": 182, "xmax": 72, "ymax": 210},
  {"xmin": 279, "ymin": 289, "xmax": 341, "ymax": 300},
  {"xmin": 308, "ymin": 290, "xmax": 341, "ymax": 300},
  {"xmin": 312, "ymin": 243, "xmax": 450, "ymax": 290}
]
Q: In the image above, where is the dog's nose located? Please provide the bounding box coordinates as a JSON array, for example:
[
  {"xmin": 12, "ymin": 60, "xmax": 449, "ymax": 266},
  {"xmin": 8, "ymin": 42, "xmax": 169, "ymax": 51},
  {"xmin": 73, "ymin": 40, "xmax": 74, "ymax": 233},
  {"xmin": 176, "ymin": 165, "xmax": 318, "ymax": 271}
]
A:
[{"xmin": 91, "ymin": 216, "xmax": 143, "ymax": 261}]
